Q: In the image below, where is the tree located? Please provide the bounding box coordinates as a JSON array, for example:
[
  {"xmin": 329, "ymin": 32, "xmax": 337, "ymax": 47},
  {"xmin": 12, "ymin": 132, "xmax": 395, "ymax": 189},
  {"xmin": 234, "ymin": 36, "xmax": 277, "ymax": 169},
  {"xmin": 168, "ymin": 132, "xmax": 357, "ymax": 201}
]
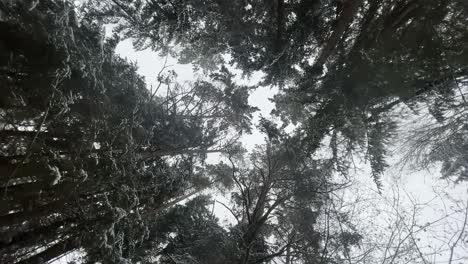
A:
[
  {"xmin": 2, "ymin": 0, "xmax": 467, "ymax": 263},
  {"xmin": 271, "ymin": 0, "xmax": 468, "ymax": 187},
  {"xmin": 330, "ymin": 176, "xmax": 468, "ymax": 264},
  {"xmin": 401, "ymin": 77, "xmax": 468, "ymax": 182},
  {"xmin": 91, "ymin": 0, "xmax": 468, "ymax": 187},
  {"xmin": 132, "ymin": 124, "xmax": 357, "ymax": 264},
  {"xmin": 141, "ymin": 195, "xmax": 239, "ymax": 264},
  {"xmin": 0, "ymin": 1, "xmax": 254, "ymax": 262},
  {"xmin": 202, "ymin": 122, "xmax": 357, "ymax": 264}
]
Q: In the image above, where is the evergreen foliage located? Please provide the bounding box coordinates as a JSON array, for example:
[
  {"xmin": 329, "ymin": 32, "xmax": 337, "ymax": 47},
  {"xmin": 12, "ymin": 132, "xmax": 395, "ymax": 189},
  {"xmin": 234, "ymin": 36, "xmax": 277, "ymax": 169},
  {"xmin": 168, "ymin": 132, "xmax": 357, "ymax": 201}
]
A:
[
  {"xmin": 89, "ymin": 0, "xmax": 468, "ymax": 187},
  {"xmin": 1, "ymin": 0, "xmax": 467, "ymax": 263},
  {"xmin": 0, "ymin": 1, "xmax": 253, "ymax": 262}
]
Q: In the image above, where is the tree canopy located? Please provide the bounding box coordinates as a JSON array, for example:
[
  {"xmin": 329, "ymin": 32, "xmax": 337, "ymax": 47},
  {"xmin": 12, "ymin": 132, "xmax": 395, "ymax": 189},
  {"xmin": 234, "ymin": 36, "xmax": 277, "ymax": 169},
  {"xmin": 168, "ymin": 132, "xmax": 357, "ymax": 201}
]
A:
[{"xmin": 1, "ymin": 0, "xmax": 467, "ymax": 263}]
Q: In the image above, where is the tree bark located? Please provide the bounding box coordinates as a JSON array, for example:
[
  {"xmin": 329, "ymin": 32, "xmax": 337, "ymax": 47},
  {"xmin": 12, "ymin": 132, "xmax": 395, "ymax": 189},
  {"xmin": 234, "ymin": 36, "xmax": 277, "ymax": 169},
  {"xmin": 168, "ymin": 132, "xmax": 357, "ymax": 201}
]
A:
[
  {"xmin": 0, "ymin": 219, "xmax": 74, "ymax": 258},
  {"xmin": 382, "ymin": 0, "xmax": 420, "ymax": 36},
  {"xmin": 276, "ymin": 0, "xmax": 284, "ymax": 46},
  {"xmin": 139, "ymin": 148, "xmax": 224, "ymax": 160},
  {"xmin": 0, "ymin": 200, "xmax": 65, "ymax": 227},
  {"xmin": 16, "ymin": 237, "xmax": 79, "ymax": 264},
  {"xmin": 313, "ymin": 0, "xmax": 362, "ymax": 69}
]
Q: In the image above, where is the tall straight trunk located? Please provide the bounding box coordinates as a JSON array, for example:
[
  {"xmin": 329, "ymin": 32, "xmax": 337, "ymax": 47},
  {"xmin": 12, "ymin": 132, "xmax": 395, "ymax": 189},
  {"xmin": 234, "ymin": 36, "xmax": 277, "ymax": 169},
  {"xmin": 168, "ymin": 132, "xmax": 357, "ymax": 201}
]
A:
[
  {"xmin": 0, "ymin": 199, "xmax": 23, "ymax": 216},
  {"xmin": 313, "ymin": 0, "xmax": 362, "ymax": 69},
  {"xmin": 0, "ymin": 162, "xmax": 18, "ymax": 179},
  {"xmin": 0, "ymin": 160, "xmax": 50, "ymax": 183},
  {"xmin": 285, "ymin": 244, "xmax": 291, "ymax": 264},
  {"xmin": 381, "ymin": 0, "xmax": 420, "ymax": 36},
  {"xmin": 1, "ymin": 210, "xmax": 106, "ymax": 262},
  {"xmin": 1, "ymin": 181, "xmax": 79, "ymax": 218},
  {"xmin": 0, "ymin": 200, "xmax": 64, "ymax": 227},
  {"xmin": 140, "ymin": 148, "xmax": 224, "ymax": 160},
  {"xmin": 8, "ymin": 178, "xmax": 71, "ymax": 196},
  {"xmin": 159, "ymin": 188, "xmax": 202, "ymax": 211},
  {"xmin": 16, "ymin": 237, "xmax": 79, "ymax": 264},
  {"xmin": 276, "ymin": 0, "xmax": 284, "ymax": 46},
  {"xmin": 0, "ymin": 219, "xmax": 75, "ymax": 261},
  {"xmin": 0, "ymin": 129, "xmax": 65, "ymax": 139},
  {"xmin": 2, "ymin": 180, "xmax": 48, "ymax": 196},
  {"xmin": 142, "ymin": 188, "xmax": 204, "ymax": 218},
  {"xmin": 0, "ymin": 156, "xmax": 24, "ymax": 164},
  {"xmin": 11, "ymin": 209, "xmax": 109, "ymax": 263}
]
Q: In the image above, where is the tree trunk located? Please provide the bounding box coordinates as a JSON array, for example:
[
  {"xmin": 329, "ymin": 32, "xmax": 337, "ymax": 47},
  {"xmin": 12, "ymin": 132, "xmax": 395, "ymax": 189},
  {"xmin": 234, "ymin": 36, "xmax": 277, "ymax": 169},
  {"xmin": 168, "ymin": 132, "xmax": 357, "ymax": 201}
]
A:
[
  {"xmin": 139, "ymin": 148, "xmax": 224, "ymax": 160},
  {"xmin": 0, "ymin": 161, "xmax": 50, "ymax": 183},
  {"xmin": 0, "ymin": 218, "xmax": 75, "ymax": 259},
  {"xmin": 285, "ymin": 244, "xmax": 291, "ymax": 264},
  {"xmin": 0, "ymin": 199, "xmax": 23, "ymax": 216},
  {"xmin": 382, "ymin": 0, "xmax": 420, "ymax": 36},
  {"xmin": 142, "ymin": 188, "xmax": 204, "ymax": 218},
  {"xmin": 0, "ymin": 200, "xmax": 64, "ymax": 227},
  {"xmin": 16, "ymin": 237, "xmax": 79, "ymax": 264},
  {"xmin": 276, "ymin": 0, "xmax": 284, "ymax": 47},
  {"xmin": 2, "ymin": 180, "xmax": 48, "ymax": 197},
  {"xmin": 0, "ymin": 129, "xmax": 61, "ymax": 139},
  {"xmin": 313, "ymin": 0, "xmax": 362, "ymax": 70}
]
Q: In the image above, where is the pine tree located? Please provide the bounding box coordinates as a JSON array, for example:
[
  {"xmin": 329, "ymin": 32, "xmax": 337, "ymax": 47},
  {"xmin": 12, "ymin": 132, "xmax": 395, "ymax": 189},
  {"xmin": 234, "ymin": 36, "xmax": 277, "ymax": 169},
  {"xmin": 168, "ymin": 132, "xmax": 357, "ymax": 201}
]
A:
[
  {"xmin": 0, "ymin": 1, "xmax": 255, "ymax": 262},
  {"xmin": 92, "ymin": 0, "xmax": 468, "ymax": 187}
]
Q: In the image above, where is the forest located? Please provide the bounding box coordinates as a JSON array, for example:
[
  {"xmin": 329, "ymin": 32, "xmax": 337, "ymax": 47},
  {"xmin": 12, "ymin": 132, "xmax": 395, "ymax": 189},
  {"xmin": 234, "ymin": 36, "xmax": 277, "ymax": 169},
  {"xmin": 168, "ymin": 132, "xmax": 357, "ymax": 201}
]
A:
[{"xmin": 0, "ymin": 0, "xmax": 467, "ymax": 263}]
